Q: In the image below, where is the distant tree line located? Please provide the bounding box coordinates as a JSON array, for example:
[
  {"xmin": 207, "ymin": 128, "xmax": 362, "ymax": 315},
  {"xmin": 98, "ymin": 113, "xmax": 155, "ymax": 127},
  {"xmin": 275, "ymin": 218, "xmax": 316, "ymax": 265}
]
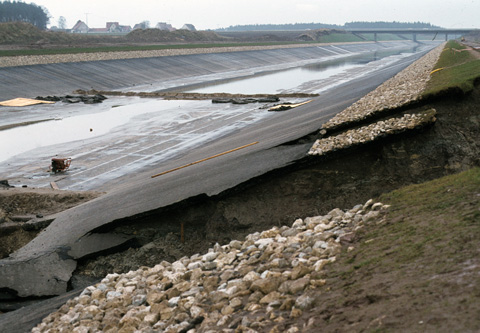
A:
[
  {"xmin": 216, "ymin": 23, "xmax": 342, "ymax": 31},
  {"xmin": 0, "ymin": 1, "xmax": 49, "ymax": 30},
  {"xmin": 217, "ymin": 21, "xmax": 442, "ymax": 32},
  {"xmin": 344, "ymin": 21, "xmax": 442, "ymax": 29}
]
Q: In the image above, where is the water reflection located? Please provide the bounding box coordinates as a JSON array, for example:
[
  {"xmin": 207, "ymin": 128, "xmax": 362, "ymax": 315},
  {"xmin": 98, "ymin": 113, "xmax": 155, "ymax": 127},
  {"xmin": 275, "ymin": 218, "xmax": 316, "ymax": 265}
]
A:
[
  {"xmin": 189, "ymin": 63, "xmax": 362, "ymax": 94},
  {"xmin": 0, "ymin": 99, "xmax": 191, "ymax": 163}
]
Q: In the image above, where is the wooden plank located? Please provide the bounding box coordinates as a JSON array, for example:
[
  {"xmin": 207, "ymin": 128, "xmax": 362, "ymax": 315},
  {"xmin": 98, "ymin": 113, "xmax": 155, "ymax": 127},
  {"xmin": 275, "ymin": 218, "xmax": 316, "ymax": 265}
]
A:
[
  {"xmin": 268, "ymin": 99, "xmax": 312, "ymax": 111},
  {"xmin": 0, "ymin": 98, "xmax": 55, "ymax": 107}
]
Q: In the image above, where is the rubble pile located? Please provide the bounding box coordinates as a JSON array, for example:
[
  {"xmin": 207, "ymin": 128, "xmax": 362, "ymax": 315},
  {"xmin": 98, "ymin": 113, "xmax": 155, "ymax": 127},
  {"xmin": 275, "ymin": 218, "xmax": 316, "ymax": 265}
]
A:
[
  {"xmin": 33, "ymin": 200, "xmax": 389, "ymax": 333},
  {"xmin": 36, "ymin": 94, "xmax": 107, "ymax": 104}
]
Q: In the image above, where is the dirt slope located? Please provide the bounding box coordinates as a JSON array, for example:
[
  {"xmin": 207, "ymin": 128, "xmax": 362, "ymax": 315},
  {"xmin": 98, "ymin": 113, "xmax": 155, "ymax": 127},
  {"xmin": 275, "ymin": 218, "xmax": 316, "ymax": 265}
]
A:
[{"xmin": 297, "ymin": 167, "xmax": 480, "ymax": 332}]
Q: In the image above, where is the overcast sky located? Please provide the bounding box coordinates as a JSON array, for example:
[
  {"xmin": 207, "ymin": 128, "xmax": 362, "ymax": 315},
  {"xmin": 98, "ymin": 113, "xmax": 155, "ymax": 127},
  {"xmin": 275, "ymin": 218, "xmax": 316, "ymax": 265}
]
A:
[{"xmin": 31, "ymin": 0, "xmax": 480, "ymax": 30}]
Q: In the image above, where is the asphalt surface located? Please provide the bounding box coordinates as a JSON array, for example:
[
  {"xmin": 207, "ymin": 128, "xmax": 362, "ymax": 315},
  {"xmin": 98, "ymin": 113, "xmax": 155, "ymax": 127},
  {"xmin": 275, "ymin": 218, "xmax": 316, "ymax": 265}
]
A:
[{"xmin": 0, "ymin": 42, "xmax": 437, "ymax": 300}]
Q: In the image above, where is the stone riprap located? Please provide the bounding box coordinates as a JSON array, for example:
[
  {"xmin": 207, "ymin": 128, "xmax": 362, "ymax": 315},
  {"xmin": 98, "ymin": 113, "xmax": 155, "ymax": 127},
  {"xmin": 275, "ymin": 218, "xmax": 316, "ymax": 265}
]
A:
[
  {"xmin": 32, "ymin": 200, "xmax": 389, "ymax": 333},
  {"xmin": 321, "ymin": 43, "xmax": 445, "ymax": 131},
  {"xmin": 0, "ymin": 44, "xmax": 318, "ymax": 68},
  {"xmin": 308, "ymin": 110, "xmax": 437, "ymax": 156}
]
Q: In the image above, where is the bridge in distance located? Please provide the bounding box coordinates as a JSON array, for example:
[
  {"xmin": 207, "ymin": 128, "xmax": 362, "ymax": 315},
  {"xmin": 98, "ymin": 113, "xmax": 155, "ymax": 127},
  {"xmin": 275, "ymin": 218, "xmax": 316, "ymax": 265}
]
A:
[
  {"xmin": 345, "ymin": 28, "xmax": 479, "ymax": 42},
  {"xmin": 217, "ymin": 28, "xmax": 479, "ymax": 43}
]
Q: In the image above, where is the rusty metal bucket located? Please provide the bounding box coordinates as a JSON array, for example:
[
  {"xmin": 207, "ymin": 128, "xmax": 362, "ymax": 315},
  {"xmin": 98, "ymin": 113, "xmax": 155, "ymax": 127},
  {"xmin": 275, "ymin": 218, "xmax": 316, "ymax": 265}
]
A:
[{"xmin": 51, "ymin": 158, "xmax": 72, "ymax": 173}]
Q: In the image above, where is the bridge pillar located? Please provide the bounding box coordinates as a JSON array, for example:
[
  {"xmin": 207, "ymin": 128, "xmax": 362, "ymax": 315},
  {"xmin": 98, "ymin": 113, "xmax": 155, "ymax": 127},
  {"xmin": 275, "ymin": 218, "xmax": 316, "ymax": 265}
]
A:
[
  {"xmin": 413, "ymin": 33, "xmax": 417, "ymax": 42},
  {"xmin": 445, "ymin": 33, "xmax": 448, "ymax": 41}
]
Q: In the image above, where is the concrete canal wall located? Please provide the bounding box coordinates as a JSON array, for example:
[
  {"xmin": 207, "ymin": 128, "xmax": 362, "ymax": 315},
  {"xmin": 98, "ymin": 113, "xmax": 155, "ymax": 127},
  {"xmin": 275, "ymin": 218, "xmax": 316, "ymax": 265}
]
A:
[{"xmin": 0, "ymin": 41, "xmax": 419, "ymax": 101}]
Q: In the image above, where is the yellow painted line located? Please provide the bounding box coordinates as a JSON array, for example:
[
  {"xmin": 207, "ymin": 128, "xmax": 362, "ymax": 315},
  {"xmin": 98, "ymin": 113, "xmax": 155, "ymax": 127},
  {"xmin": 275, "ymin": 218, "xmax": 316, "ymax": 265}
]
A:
[
  {"xmin": 430, "ymin": 67, "xmax": 445, "ymax": 75},
  {"xmin": 151, "ymin": 141, "xmax": 259, "ymax": 178}
]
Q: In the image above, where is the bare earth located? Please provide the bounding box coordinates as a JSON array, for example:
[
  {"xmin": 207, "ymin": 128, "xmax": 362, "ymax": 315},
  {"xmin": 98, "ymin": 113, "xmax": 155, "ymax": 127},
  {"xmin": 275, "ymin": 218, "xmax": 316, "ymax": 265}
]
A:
[{"xmin": 0, "ymin": 187, "xmax": 102, "ymax": 258}]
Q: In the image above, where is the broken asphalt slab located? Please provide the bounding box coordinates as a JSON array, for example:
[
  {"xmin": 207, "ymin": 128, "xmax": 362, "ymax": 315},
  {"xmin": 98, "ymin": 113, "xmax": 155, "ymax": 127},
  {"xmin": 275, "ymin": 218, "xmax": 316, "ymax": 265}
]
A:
[
  {"xmin": 0, "ymin": 141, "xmax": 310, "ymax": 297},
  {"xmin": 0, "ymin": 233, "xmax": 134, "ymax": 297}
]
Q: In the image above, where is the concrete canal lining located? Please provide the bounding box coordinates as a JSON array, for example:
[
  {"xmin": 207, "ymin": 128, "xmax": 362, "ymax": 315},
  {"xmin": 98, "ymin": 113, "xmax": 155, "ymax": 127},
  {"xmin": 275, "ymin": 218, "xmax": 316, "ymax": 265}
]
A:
[{"xmin": 0, "ymin": 41, "xmax": 418, "ymax": 101}]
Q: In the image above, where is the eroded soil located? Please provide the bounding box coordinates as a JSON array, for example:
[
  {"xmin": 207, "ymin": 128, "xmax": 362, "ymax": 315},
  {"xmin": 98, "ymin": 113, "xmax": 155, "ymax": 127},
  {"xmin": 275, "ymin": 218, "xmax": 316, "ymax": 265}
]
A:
[
  {"xmin": 73, "ymin": 86, "xmax": 480, "ymax": 281},
  {"xmin": 296, "ymin": 168, "xmax": 480, "ymax": 332},
  {"xmin": 0, "ymin": 188, "xmax": 102, "ymax": 258}
]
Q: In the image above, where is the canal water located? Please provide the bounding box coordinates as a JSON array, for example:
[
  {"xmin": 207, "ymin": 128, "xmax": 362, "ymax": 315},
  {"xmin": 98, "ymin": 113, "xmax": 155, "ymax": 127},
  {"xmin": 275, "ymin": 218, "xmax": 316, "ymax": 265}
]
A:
[
  {"xmin": 0, "ymin": 43, "xmax": 430, "ymax": 178},
  {"xmin": 187, "ymin": 46, "xmax": 420, "ymax": 94},
  {"xmin": 0, "ymin": 99, "xmax": 192, "ymax": 163}
]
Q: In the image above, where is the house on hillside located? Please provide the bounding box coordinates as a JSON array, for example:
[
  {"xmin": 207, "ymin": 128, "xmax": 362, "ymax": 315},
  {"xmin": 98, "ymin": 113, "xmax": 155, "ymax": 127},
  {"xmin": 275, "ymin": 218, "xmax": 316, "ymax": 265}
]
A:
[
  {"xmin": 71, "ymin": 20, "xmax": 89, "ymax": 33},
  {"xmin": 84, "ymin": 22, "xmax": 132, "ymax": 34},
  {"xmin": 156, "ymin": 22, "xmax": 175, "ymax": 31},
  {"xmin": 181, "ymin": 24, "xmax": 196, "ymax": 31},
  {"xmin": 106, "ymin": 22, "xmax": 132, "ymax": 33},
  {"xmin": 133, "ymin": 22, "xmax": 150, "ymax": 30}
]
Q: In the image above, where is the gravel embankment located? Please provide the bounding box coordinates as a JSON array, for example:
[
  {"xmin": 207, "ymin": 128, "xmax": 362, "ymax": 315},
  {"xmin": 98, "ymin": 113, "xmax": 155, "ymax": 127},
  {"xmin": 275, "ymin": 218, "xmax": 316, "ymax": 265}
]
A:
[
  {"xmin": 308, "ymin": 43, "xmax": 445, "ymax": 157},
  {"xmin": 309, "ymin": 110, "xmax": 437, "ymax": 156},
  {"xmin": 32, "ymin": 200, "xmax": 389, "ymax": 333},
  {"xmin": 0, "ymin": 44, "xmax": 317, "ymax": 68},
  {"xmin": 321, "ymin": 43, "xmax": 445, "ymax": 131}
]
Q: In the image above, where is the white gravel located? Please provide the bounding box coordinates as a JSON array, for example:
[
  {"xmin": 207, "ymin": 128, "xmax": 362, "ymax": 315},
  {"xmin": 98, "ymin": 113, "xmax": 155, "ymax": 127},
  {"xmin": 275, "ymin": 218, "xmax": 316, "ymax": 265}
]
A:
[
  {"xmin": 0, "ymin": 44, "xmax": 318, "ymax": 68},
  {"xmin": 32, "ymin": 200, "xmax": 390, "ymax": 333},
  {"xmin": 321, "ymin": 43, "xmax": 445, "ymax": 130},
  {"xmin": 307, "ymin": 43, "xmax": 445, "ymax": 157}
]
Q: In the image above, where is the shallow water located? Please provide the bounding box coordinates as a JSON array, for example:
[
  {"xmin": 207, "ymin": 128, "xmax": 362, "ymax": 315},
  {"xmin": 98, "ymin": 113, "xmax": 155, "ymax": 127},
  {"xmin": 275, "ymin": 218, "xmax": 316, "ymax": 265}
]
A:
[
  {"xmin": 0, "ymin": 47, "xmax": 418, "ymax": 164},
  {"xmin": 188, "ymin": 47, "xmax": 419, "ymax": 95},
  {"xmin": 0, "ymin": 99, "xmax": 191, "ymax": 163},
  {"xmin": 189, "ymin": 62, "xmax": 362, "ymax": 94}
]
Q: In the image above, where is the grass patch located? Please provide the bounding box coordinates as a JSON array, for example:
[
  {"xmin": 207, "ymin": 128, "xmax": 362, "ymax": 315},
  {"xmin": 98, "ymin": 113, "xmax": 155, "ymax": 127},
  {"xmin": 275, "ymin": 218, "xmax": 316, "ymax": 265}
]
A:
[
  {"xmin": 319, "ymin": 168, "xmax": 480, "ymax": 330},
  {"xmin": 381, "ymin": 166, "xmax": 480, "ymax": 211},
  {"xmin": 332, "ymin": 167, "xmax": 480, "ymax": 282},
  {"xmin": 423, "ymin": 40, "xmax": 480, "ymax": 97}
]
